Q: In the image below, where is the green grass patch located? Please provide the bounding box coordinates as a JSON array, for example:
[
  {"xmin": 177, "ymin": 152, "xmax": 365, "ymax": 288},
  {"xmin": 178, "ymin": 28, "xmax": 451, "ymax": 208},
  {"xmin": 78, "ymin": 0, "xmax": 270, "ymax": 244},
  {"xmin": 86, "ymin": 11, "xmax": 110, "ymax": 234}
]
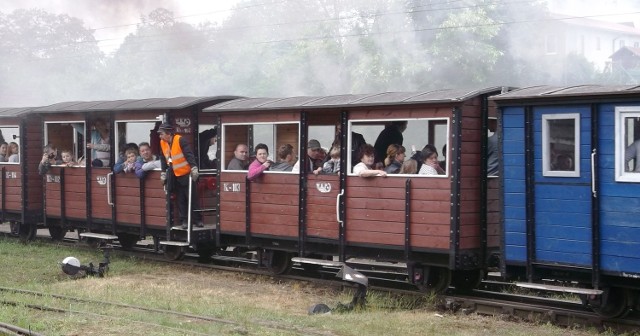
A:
[{"xmin": 0, "ymin": 237, "xmax": 617, "ymax": 335}]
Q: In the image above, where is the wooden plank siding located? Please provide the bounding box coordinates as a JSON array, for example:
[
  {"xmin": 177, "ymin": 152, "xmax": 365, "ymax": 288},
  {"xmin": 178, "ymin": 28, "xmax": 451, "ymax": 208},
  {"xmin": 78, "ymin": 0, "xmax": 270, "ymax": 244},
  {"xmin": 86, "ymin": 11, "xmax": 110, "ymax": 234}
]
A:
[
  {"xmin": 90, "ymin": 169, "xmax": 112, "ymax": 220},
  {"xmin": 248, "ymin": 173, "xmax": 299, "ymax": 237},
  {"xmin": 114, "ymin": 173, "xmax": 142, "ymax": 225},
  {"xmin": 219, "ymin": 173, "xmax": 248, "ymax": 233},
  {"xmin": 0, "ymin": 166, "xmax": 22, "ymax": 212},
  {"xmin": 306, "ymin": 174, "xmax": 340, "ymax": 239},
  {"xmin": 24, "ymin": 116, "xmax": 44, "ymax": 214},
  {"xmin": 345, "ymin": 176, "xmax": 452, "ymax": 249}
]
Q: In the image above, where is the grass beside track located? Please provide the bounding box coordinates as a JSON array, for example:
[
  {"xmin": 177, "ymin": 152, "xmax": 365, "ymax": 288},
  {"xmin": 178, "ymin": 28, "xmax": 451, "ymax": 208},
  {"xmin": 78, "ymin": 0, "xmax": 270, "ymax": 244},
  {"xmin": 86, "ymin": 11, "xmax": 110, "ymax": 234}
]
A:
[{"xmin": 0, "ymin": 237, "xmax": 626, "ymax": 336}]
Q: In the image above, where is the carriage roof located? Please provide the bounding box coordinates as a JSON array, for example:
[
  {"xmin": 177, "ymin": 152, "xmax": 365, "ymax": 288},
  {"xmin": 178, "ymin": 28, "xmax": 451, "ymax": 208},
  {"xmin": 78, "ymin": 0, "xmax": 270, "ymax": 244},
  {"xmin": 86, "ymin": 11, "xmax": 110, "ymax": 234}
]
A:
[
  {"xmin": 491, "ymin": 85, "xmax": 640, "ymax": 104},
  {"xmin": 0, "ymin": 107, "xmax": 37, "ymax": 118},
  {"xmin": 204, "ymin": 87, "xmax": 505, "ymax": 112},
  {"xmin": 32, "ymin": 96, "xmax": 241, "ymax": 113}
]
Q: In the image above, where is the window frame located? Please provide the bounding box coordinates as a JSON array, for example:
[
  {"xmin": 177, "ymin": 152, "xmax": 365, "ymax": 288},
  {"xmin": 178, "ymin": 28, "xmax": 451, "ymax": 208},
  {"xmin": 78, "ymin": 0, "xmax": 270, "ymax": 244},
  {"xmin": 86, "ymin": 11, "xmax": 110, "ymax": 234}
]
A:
[
  {"xmin": 541, "ymin": 113, "xmax": 580, "ymax": 178},
  {"xmin": 615, "ymin": 106, "xmax": 640, "ymax": 182},
  {"xmin": 0, "ymin": 125, "xmax": 21, "ymax": 165},
  {"xmin": 220, "ymin": 121, "xmax": 301, "ymax": 174},
  {"xmin": 347, "ymin": 117, "xmax": 450, "ymax": 177},
  {"xmin": 44, "ymin": 121, "xmax": 86, "ymax": 166}
]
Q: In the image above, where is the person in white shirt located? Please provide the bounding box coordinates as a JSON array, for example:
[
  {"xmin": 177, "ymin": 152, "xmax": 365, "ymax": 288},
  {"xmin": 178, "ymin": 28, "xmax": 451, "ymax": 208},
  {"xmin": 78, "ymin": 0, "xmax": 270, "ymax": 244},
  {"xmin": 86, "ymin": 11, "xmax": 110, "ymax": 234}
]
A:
[{"xmin": 352, "ymin": 144, "xmax": 387, "ymax": 178}]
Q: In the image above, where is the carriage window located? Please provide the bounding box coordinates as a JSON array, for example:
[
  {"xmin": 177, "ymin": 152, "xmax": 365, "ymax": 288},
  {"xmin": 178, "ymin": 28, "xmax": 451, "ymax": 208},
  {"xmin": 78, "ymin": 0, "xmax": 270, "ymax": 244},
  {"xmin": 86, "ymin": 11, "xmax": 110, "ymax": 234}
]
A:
[
  {"xmin": 44, "ymin": 122, "xmax": 86, "ymax": 166},
  {"xmin": 221, "ymin": 122, "xmax": 299, "ymax": 172},
  {"xmin": 198, "ymin": 124, "xmax": 218, "ymax": 170},
  {"xmin": 615, "ymin": 107, "xmax": 640, "ymax": 182},
  {"xmin": 0, "ymin": 126, "xmax": 20, "ymax": 164},
  {"xmin": 348, "ymin": 119, "xmax": 449, "ymax": 176},
  {"xmin": 114, "ymin": 121, "xmax": 159, "ymax": 165},
  {"xmin": 542, "ymin": 114, "xmax": 580, "ymax": 177}
]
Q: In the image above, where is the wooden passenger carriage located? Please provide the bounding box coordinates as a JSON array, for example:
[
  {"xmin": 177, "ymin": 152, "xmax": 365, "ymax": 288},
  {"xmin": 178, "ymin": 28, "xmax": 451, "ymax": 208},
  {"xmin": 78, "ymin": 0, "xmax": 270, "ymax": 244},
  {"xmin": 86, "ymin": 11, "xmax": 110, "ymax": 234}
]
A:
[
  {"xmin": 31, "ymin": 96, "xmax": 236, "ymax": 246},
  {"xmin": 205, "ymin": 88, "xmax": 503, "ymax": 290},
  {"xmin": 0, "ymin": 107, "xmax": 43, "ymax": 240},
  {"xmin": 493, "ymin": 85, "xmax": 640, "ymax": 317}
]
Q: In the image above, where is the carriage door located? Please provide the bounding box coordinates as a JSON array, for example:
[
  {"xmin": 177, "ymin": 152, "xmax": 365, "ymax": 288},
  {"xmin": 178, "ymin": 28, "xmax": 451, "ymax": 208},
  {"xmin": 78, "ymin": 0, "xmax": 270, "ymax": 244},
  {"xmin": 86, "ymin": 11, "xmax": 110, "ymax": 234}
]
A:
[{"xmin": 532, "ymin": 108, "xmax": 592, "ymax": 267}]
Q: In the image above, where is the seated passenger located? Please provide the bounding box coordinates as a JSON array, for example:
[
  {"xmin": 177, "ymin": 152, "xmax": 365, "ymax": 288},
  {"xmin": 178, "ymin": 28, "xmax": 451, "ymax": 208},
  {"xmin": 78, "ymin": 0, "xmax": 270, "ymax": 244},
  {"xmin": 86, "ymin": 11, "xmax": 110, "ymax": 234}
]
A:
[
  {"xmin": 121, "ymin": 148, "xmax": 139, "ymax": 174},
  {"xmin": 270, "ymin": 144, "xmax": 296, "ymax": 172},
  {"xmin": 322, "ymin": 147, "xmax": 340, "ymax": 174},
  {"xmin": 199, "ymin": 128, "xmax": 218, "ymax": 169},
  {"xmin": 384, "ymin": 144, "xmax": 405, "ymax": 174},
  {"xmin": 0, "ymin": 142, "xmax": 7, "ymax": 162},
  {"xmin": 247, "ymin": 143, "xmax": 271, "ymax": 181},
  {"xmin": 307, "ymin": 139, "xmax": 324, "ymax": 174},
  {"xmin": 399, "ymin": 159, "xmax": 418, "ymax": 174},
  {"xmin": 227, "ymin": 144, "xmax": 249, "ymax": 170},
  {"xmin": 7, "ymin": 142, "xmax": 19, "ymax": 163},
  {"xmin": 134, "ymin": 142, "xmax": 160, "ymax": 179},
  {"xmin": 39, "ymin": 144, "xmax": 61, "ymax": 175},
  {"xmin": 61, "ymin": 149, "xmax": 76, "ymax": 167},
  {"xmin": 418, "ymin": 146, "xmax": 445, "ymax": 176},
  {"xmin": 353, "ymin": 144, "xmax": 387, "ymax": 177},
  {"xmin": 113, "ymin": 143, "xmax": 139, "ymax": 174}
]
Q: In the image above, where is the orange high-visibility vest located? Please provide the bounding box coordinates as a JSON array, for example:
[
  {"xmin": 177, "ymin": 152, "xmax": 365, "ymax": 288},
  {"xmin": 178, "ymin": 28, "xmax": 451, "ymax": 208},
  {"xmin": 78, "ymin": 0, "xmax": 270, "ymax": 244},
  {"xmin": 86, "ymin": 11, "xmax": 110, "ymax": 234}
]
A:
[{"xmin": 161, "ymin": 134, "xmax": 191, "ymax": 176}]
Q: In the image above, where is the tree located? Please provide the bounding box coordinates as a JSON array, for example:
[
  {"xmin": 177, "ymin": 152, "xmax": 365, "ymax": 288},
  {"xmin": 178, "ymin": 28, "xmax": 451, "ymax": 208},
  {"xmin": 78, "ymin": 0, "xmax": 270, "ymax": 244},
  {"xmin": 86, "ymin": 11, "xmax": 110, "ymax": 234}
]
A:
[{"xmin": 0, "ymin": 9, "xmax": 103, "ymax": 106}]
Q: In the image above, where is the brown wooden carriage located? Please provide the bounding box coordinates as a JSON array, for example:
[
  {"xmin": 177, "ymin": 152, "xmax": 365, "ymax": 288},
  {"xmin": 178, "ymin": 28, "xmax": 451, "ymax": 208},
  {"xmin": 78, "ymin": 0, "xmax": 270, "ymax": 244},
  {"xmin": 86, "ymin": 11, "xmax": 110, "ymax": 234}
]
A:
[
  {"xmin": 0, "ymin": 107, "xmax": 43, "ymax": 240},
  {"xmin": 205, "ymin": 88, "xmax": 503, "ymax": 290},
  {"xmin": 31, "ymin": 97, "xmax": 236, "ymax": 249}
]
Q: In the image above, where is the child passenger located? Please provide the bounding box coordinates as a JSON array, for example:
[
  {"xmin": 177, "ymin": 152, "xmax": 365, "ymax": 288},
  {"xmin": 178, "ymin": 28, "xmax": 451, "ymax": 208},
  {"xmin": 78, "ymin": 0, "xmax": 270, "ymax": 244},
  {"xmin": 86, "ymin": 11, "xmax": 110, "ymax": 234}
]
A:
[
  {"xmin": 122, "ymin": 148, "xmax": 139, "ymax": 174},
  {"xmin": 61, "ymin": 150, "xmax": 76, "ymax": 167},
  {"xmin": 322, "ymin": 147, "xmax": 341, "ymax": 174}
]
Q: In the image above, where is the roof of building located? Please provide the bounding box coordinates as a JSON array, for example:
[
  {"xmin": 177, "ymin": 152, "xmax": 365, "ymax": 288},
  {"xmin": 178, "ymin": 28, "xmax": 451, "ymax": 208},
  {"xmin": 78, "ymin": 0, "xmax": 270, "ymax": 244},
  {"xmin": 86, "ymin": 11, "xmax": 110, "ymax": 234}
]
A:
[
  {"xmin": 552, "ymin": 13, "xmax": 640, "ymax": 36},
  {"xmin": 491, "ymin": 84, "xmax": 640, "ymax": 104}
]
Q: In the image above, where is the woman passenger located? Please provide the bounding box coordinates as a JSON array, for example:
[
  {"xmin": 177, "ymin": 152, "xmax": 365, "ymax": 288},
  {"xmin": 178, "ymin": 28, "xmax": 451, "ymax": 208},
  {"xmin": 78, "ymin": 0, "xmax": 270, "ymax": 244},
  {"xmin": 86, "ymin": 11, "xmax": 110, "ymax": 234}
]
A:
[
  {"xmin": 7, "ymin": 142, "xmax": 19, "ymax": 162},
  {"xmin": 247, "ymin": 143, "xmax": 272, "ymax": 181},
  {"xmin": 353, "ymin": 144, "xmax": 387, "ymax": 177},
  {"xmin": 384, "ymin": 144, "xmax": 405, "ymax": 174},
  {"xmin": 418, "ymin": 146, "xmax": 444, "ymax": 175}
]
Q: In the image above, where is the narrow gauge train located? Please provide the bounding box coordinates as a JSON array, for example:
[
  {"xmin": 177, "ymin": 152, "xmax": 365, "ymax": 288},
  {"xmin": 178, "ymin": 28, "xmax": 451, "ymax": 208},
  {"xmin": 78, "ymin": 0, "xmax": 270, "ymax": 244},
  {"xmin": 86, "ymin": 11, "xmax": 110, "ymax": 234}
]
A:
[
  {"xmin": 492, "ymin": 85, "xmax": 640, "ymax": 318},
  {"xmin": 0, "ymin": 96, "xmax": 238, "ymax": 248},
  {"xmin": 0, "ymin": 88, "xmax": 503, "ymax": 294},
  {"xmin": 203, "ymin": 87, "xmax": 503, "ymax": 292}
]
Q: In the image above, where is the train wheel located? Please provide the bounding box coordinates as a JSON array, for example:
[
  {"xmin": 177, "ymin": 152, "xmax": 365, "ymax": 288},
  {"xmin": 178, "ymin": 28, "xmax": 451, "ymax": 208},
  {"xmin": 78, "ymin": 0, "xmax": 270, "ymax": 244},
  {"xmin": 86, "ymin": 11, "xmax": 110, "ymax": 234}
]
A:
[
  {"xmin": 592, "ymin": 287, "xmax": 631, "ymax": 318},
  {"xmin": 9, "ymin": 221, "xmax": 19, "ymax": 236},
  {"xmin": 265, "ymin": 250, "xmax": 293, "ymax": 275},
  {"xmin": 416, "ymin": 266, "xmax": 450, "ymax": 294},
  {"xmin": 18, "ymin": 222, "xmax": 37, "ymax": 243},
  {"xmin": 164, "ymin": 245, "xmax": 185, "ymax": 261},
  {"xmin": 450, "ymin": 269, "xmax": 483, "ymax": 293},
  {"xmin": 48, "ymin": 226, "xmax": 67, "ymax": 241},
  {"xmin": 116, "ymin": 233, "xmax": 139, "ymax": 251}
]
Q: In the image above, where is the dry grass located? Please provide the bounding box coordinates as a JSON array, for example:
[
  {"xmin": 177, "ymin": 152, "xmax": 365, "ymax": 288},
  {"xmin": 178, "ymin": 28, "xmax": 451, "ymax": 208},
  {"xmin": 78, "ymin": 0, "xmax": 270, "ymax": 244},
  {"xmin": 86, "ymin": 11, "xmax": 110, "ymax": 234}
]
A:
[{"xmin": 0, "ymin": 237, "xmax": 623, "ymax": 336}]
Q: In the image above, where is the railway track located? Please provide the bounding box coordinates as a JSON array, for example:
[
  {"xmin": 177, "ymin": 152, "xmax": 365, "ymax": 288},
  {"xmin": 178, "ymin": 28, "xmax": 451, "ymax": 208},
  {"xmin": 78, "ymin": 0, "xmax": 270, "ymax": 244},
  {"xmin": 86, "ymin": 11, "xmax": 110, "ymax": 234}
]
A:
[{"xmin": 1, "ymin": 226, "xmax": 638, "ymax": 333}]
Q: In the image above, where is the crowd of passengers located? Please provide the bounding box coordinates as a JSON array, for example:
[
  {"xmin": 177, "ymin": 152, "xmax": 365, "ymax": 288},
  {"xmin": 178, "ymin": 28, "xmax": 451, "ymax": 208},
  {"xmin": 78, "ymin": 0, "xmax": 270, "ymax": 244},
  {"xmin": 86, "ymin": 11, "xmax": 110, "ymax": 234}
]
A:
[{"xmin": 229, "ymin": 121, "xmax": 448, "ymax": 181}]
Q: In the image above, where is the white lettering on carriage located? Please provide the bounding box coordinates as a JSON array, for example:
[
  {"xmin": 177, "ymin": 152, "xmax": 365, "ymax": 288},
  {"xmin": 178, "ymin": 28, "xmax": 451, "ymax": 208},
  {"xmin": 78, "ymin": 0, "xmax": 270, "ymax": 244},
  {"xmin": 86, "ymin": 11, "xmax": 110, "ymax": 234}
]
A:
[
  {"xmin": 5, "ymin": 171, "xmax": 17, "ymax": 179},
  {"xmin": 316, "ymin": 182, "xmax": 331, "ymax": 193},
  {"xmin": 223, "ymin": 182, "xmax": 241, "ymax": 192},
  {"xmin": 46, "ymin": 174, "xmax": 60, "ymax": 183},
  {"xmin": 96, "ymin": 176, "xmax": 107, "ymax": 185},
  {"xmin": 622, "ymin": 272, "xmax": 640, "ymax": 279}
]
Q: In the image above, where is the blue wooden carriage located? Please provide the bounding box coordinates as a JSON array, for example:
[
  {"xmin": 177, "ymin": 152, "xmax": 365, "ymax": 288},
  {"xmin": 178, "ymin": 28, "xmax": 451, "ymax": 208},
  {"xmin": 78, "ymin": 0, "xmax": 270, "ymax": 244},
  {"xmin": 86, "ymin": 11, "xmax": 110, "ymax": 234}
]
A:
[{"xmin": 492, "ymin": 85, "xmax": 640, "ymax": 317}]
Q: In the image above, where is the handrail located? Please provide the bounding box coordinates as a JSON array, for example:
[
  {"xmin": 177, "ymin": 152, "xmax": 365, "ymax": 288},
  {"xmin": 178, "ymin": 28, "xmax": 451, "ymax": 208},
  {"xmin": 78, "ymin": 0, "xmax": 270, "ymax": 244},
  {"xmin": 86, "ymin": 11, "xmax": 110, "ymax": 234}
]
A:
[
  {"xmin": 107, "ymin": 172, "xmax": 114, "ymax": 206},
  {"xmin": 591, "ymin": 149, "xmax": 597, "ymax": 198},
  {"xmin": 336, "ymin": 189, "xmax": 344, "ymax": 227}
]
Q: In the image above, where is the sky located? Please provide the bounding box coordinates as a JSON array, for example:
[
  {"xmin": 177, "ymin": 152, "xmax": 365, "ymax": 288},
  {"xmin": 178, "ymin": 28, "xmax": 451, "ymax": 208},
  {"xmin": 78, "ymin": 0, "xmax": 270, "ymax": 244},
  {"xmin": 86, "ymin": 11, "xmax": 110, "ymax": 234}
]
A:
[
  {"xmin": 0, "ymin": 0, "xmax": 240, "ymax": 53},
  {"xmin": 1, "ymin": 0, "xmax": 638, "ymax": 53}
]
